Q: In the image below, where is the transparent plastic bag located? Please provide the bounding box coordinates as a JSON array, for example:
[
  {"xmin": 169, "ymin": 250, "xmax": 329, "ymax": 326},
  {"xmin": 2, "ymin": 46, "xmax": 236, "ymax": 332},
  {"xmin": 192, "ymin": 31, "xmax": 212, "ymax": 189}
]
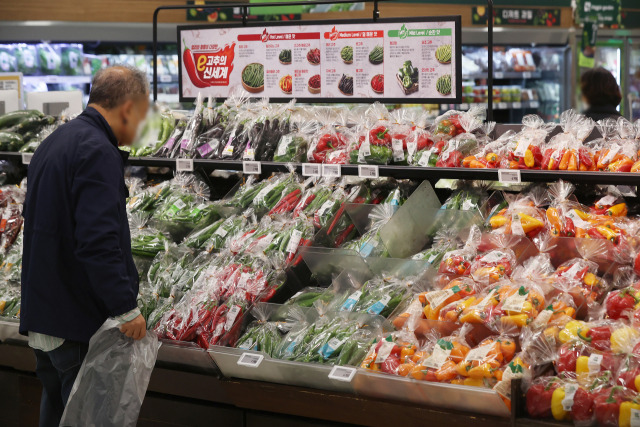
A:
[{"xmin": 60, "ymin": 319, "xmax": 160, "ymax": 427}]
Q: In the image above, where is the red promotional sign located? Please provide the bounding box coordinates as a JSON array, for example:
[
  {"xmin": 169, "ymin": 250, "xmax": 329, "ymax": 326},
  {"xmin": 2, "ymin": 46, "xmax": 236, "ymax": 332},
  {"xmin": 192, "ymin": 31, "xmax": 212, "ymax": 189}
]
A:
[{"xmin": 183, "ymin": 42, "xmax": 236, "ymax": 87}]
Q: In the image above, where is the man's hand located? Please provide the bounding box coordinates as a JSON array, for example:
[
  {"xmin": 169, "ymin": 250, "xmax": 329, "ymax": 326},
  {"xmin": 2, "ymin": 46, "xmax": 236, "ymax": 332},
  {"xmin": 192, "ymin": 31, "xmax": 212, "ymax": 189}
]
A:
[{"xmin": 120, "ymin": 314, "xmax": 147, "ymax": 340}]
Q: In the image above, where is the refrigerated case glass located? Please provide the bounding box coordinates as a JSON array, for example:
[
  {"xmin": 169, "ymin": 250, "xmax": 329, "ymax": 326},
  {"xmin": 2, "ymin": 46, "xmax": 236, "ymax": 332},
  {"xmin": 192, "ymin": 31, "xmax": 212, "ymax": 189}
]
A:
[
  {"xmin": 629, "ymin": 39, "xmax": 640, "ymax": 120},
  {"xmin": 443, "ymin": 45, "xmax": 569, "ymax": 123},
  {"xmin": 577, "ymin": 40, "xmax": 624, "ymax": 116}
]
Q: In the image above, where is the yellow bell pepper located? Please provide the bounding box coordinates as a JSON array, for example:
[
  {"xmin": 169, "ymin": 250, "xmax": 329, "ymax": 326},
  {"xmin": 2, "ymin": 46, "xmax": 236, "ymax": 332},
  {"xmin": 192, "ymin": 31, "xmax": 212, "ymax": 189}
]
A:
[
  {"xmin": 612, "ymin": 327, "xmax": 640, "ymax": 354},
  {"xmin": 619, "ymin": 401, "xmax": 640, "ymax": 427},
  {"xmin": 576, "ymin": 356, "xmax": 590, "ymax": 375},
  {"xmin": 468, "ymin": 363, "xmax": 495, "ymax": 379},
  {"xmin": 559, "ymin": 321, "xmax": 588, "ymax": 344},
  {"xmin": 524, "ymin": 149, "xmax": 535, "ymax": 168},
  {"xmin": 551, "ymin": 388, "xmax": 571, "ymax": 421},
  {"xmin": 518, "ymin": 213, "xmax": 544, "ymax": 234},
  {"xmin": 583, "ymin": 273, "xmax": 598, "ymax": 287},
  {"xmin": 635, "ymin": 376, "xmax": 640, "ymax": 393}
]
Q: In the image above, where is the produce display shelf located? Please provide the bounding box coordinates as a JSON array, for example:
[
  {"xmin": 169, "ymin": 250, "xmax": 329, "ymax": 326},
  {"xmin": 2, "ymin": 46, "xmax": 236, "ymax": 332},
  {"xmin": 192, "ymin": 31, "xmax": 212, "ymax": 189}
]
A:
[
  {"xmin": 441, "ymin": 100, "xmax": 541, "ymax": 111},
  {"xmin": 209, "ymin": 346, "xmax": 511, "ymax": 418},
  {"xmin": 2, "ymin": 152, "xmax": 638, "ymax": 185},
  {"xmin": 22, "ymin": 75, "xmax": 92, "ymax": 85}
]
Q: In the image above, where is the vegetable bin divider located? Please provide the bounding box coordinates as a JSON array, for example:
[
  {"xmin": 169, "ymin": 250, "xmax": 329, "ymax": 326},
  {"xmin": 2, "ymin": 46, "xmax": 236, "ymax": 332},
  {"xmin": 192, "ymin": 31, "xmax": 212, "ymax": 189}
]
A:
[
  {"xmin": 0, "ymin": 318, "xmax": 25, "ymax": 343},
  {"xmin": 156, "ymin": 339, "xmax": 221, "ymax": 375}
]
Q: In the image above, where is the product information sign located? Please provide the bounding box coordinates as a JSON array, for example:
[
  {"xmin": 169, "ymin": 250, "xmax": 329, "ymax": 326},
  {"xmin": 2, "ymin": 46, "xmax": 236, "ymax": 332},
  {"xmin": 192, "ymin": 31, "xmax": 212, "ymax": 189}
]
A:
[{"xmin": 178, "ymin": 16, "xmax": 461, "ymax": 103}]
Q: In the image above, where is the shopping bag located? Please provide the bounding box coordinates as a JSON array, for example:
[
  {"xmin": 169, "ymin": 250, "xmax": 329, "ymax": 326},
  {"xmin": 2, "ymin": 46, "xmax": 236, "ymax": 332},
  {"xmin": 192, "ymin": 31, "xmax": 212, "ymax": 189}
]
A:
[{"xmin": 60, "ymin": 319, "xmax": 161, "ymax": 427}]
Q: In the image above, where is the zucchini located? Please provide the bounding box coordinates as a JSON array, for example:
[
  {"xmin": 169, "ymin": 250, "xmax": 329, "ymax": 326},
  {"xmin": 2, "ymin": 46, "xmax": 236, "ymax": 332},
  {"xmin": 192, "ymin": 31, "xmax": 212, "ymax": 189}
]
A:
[
  {"xmin": 0, "ymin": 110, "xmax": 44, "ymax": 130},
  {"xmin": 0, "ymin": 132, "xmax": 24, "ymax": 151}
]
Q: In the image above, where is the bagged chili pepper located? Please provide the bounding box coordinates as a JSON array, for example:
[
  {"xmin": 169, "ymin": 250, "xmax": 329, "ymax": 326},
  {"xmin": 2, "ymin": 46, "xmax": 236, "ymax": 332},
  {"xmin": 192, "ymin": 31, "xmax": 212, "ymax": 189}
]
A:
[
  {"xmin": 404, "ymin": 327, "xmax": 469, "ymax": 382},
  {"xmin": 203, "ymin": 211, "xmax": 255, "ymax": 253},
  {"xmin": 336, "ymin": 276, "xmax": 412, "ymax": 319},
  {"xmin": 387, "ymin": 108, "xmax": 413, "ymax": 165},
  {"xmin": 127, "ymin": 180, "xmax": 172, "ymax": 221},
  {"xmin": 590, "ymin": 186, "xmax": 627, "ymax": 217},
  {"xmin": 437, "ymin": 225, "xmax": 481, "ymax": 280},
  {"xmin": 235, "ymin": 304, "xmax": 283, "ymax": 356},
  {"xmin": 434, "ymin": 109, "xmax": 468, "ymax": 140},
  {"xmin": 416, "ymin": 277, "xmax": 479, "ymax": 323},
  {"xmin": 502, "ymin": 115, "xmax": 555, "ymax": 170},
  {"xmin": 542, "ymin": 110, "xmax": 595, "ymax": 171},
  {"xmin": 292, "ymin": 178, "xmax": 335, "ymax": 219},
  {"xmin": 545, "ymin": 180, "xmax": 591, "ymax": 238},
  {"xmin": 250, "ymin": 172, "xmax": 301, "ymax": 216}
]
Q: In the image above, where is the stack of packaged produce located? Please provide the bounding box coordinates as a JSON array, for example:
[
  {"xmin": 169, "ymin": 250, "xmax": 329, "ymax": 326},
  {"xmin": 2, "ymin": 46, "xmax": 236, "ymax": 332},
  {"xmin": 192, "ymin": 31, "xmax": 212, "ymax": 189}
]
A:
[{"xmin": 0, "ymin": 182, "xmax": 26, "ymax": 319}]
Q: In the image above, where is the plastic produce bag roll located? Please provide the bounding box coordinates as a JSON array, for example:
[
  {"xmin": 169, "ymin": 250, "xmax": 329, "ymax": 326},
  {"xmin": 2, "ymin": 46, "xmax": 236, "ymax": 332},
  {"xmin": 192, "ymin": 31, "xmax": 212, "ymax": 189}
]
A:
[{"xmin": 60, "ymin": 319, "xmax": 161, "ymax": 427}]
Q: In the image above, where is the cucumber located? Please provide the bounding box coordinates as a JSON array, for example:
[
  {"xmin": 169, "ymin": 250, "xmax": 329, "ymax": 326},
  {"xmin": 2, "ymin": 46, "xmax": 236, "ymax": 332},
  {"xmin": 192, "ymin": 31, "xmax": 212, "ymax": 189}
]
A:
[
  {"xmin": 9, "ymin": 115, "xmax": 55, "ymax": 135},
  {"xmin": 0, "ymin": 132, "xmax": 24, "ymax": 151},
  {"xmin": 0, "ymin": 110, "xmax": 44, "ymax": 129}
]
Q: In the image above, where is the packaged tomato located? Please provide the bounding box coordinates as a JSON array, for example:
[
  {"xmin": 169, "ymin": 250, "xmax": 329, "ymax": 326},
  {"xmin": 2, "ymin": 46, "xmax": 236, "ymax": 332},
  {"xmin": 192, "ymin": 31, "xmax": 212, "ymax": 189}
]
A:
[
  {"xmin": 307, "ymin": 108, "xmax": 348, "ymax": 163},
  {"xmin": 469, "ymin": 248, "xmax": 517, "ymax": 285},
  {"xmin": 436, "ymin": 109, "xmax": 482, "ymax": 168},
  {"xmin": 360, "ymin": 331, "xmax": 420, "ymax": 376},
  {"xmin": 438, "ymin": 225, "xmax": 481, "ymax": 279},
  {"xmin": 542, "ymin": 110, "xmax": 595, "ymax": 171},
  {"xmin": 503, "ymin": 115, "xmax": 555, "ymax": 170}
]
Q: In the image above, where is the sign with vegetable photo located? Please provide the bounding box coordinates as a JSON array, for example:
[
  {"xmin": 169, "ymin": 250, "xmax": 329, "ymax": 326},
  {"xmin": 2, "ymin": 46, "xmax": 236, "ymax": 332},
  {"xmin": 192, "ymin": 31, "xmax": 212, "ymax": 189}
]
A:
[{"xmin": 179, "ymin": 17, "xmax": 460, "ymax": 102}]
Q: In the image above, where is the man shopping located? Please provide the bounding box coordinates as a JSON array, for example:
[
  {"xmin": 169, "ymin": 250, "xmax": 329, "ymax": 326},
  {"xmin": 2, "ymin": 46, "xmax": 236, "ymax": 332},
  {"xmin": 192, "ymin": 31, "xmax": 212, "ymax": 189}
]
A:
[{"xmin": 20, "ymin": 65, "xmax": 149, "ymax": 427}]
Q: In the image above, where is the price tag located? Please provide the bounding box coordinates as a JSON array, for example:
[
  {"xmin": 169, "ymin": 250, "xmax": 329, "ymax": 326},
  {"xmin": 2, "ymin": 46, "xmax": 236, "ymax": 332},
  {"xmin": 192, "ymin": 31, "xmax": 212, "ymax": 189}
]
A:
[
  {"xmin": 243, "ymin": 161, "xmax": 262, "ymax": 175},
  {"xmin": 302, "ymin": 163, "xmax": 322, "ymax": 177},
  {"xmin": 495, "ymin": 71, "xmax": 504, "ymax": 79},
  {"xmin": 498, "ymin": 102, "xmax": 508, "ymax": 110},
  {"xmin": 511, "ymin": 213, "xmax": 526, "ymax": 236},
  {"xmin": 588, "ymin": 354, "xmax": 603, "ymax": 374},
  {"xmin": 21, "ymin": 153, "xmax": 33, "ymax": 165},
  {"xmin": 502, "ymin": 289, "xmax": 528, "ymax": 313},
  {"xmin": 562, "ymin": 382, "xmax": 579, "ymax": 411},
  {"xmin": 631, "ymin": 409, "xmax": 640, "ymax": 427},
  {"xmin": 225, "ymin": 305, "xmax": 241, "ymax": 330},
  {"xmin": 392, "ymin": 139, "xmax": 404, "ymax": 162},
  {"xmin": 498, "ymin": 169, "xmax": 521, "ymax": 184},
  {"xmin": 243, "ymin": 148, "xmax": 256, "ymax": 161},
  {"xmin": 425, "ymin": 288, "xmax": 457, "ymax": 309},
  {"xmin": 328, "ymin": 366, "xmax": 356, "ymax": 382},
  {"xmin": 424, "ymin": 344, "xmax": 452, "ymax": 369},
  {"xmin": 493, "ymin": 380, "xmax": 511, "ymax": 400},
  {"xmin": 596, "ymin": 195, "xmax": 617, "ymax": 207},
  {"xmin": 176, "ymin": 158, "xmax": 194, "ymax": 172},
  {"xmin": 237, "ymin": 352, "xmax": 264, "ymax": 368},
  {"xmin": 418, "ymin": 149, "xmax": 433, "ymax": 167},
  {"xmin": 465, "ymin": 343, "xmax": 493, "ymax": 362},
  {"xmin": 358, "ymin": 165, "xmax": 379, "ymax": 179},
  {"xmin": 322, "ymin": 164, "xmax": 341, "ymax": 178},
  {"xmin": 530, "ymin": 101, "xmax": 540, "ymax": 108},
  {"xmin": 513, "ymin": 102, "xmax": 522, "ymax": 109},
  {"xmin": 566, "ymin": 209, "xmax": 590, "ymax": 229},
  {"xmin": 375, "ymin": 341, "xmax": 395, "ymax": 363},
  {"xmin": 286, "ymin": 229, "xmax": 303, "ymax": 253},
  {"xmin": 523, "ymin": 72, "xmax": 532, "ymax": 79},
  {"xmin": 406, "ymin": 141, "xmax": 417, "ymax": 157},
  {"xmin": 277, "ymin": 135, "xmax": 293, "ymax": 156}
]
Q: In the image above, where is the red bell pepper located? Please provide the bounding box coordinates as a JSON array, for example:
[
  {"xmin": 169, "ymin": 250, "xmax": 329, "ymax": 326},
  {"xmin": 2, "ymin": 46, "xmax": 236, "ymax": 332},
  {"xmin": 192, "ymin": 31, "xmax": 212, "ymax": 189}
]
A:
[
  {"xmin": 605, "ymin": 288, "xmax": 639, "ymax": 320},
  {"xmin": 526, "ymin": 378, "xmax": 559, "ymax": 418},
  {"xmin": 369, "ymin": 126, "xmax": 392, "ymax": 146},
  {"xmin": 571, "ymin": 387, "xmax": 595, "ymax": 423},
  {"xmin": 594, "ymin": 387, "xmax": 624, "ymax": 427},
  {"xmin": 556, "ymin": 342, "xmax": 579, "ymax": 373}
]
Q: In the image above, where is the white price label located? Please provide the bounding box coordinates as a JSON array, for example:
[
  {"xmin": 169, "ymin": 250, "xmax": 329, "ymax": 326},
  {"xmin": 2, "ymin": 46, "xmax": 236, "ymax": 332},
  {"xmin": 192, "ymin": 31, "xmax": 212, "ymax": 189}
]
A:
[
  {"xmin": 375, "ymin": 340, "xmax": 395, "ymax": 364},
  {"xmin": 286, "ymin": 229, "xmax": 303, "ymax": 254},
  {"xmin": 480, "ymin": 251, "xmax": 506, "ymax": 263},
  {"xmin": 176, "ymin": 158, "xmax": 194, "ymax": 172},
  {"xmin": 495, "ymin": 72, "xmax": 504, "ymax": 79},
  {"xmin": 407, "ymin": 141, "xmax": 417, "ymax": 157},
  {"xmin": 566, "ymin": 209, "xmax": 590, "ymax": 229},
  {"xmin": 523, "ymin": 72, "xmax": 532, "ymax": 79},
  {"xmin": 562, "ymin": 382, "xmax": 579, "ymax": 411},
  {"xmin": 424, "ymin": 344, "xmax": 452, "ymax": 369},
  {"xmin": 21, "ymin": 153, "xmax": 33, "ymax": 165},
  {"xmin": 237, "ymin": 352, "xmax": 264, "ymax": 368},
  {"xmin": 225, "ymin": 305, "xmax": 241, "ymax": 330},
  {"xmin": 322, "ymin": 164, "xmax": 341, "ymax": 178},
  {"xmin": 172, "ymin": 199, "xmax": 187, "ymax": 210},
  {"xmin": 498, "ymin": 103, "xmax": 508, "ymax": 110},
  {"xmin": 493, "ymin": 380, "xmax": 512, "ymax": 400},
  {"xmin": 532, "ymin": 309, "xmax": 553, "ymax": 328},
  {"xmin": 243, "ymin": 148, "xmax": 256, "ymax": 161},
  {"xmin": 328, "ymin": 366, "xmax": 357, "ymax": 382},
  {"xmin": 596, "ymin": 195, "xmax": 617, "ymax": 207},
  {"xmin": 513, "ymin": 141, "xmax": 528, "ymax": 157},
  {"xmin": 513, "ymin": 102, "xmax": 522, "ymax": 109},
  {"xmin": 425, "ymin": 288, "xmax": 456, "ymax": 309},
  {"xmin": 465, "ymin": 343, "xmax": 493, "ymax": 362},
  {"xmin": 511, "ymin": 214, "xmax": 525, "ymax": 236},
  {"xmin": 475, "ymin": 289, "xmax": 497, "ymax": 310},
  {"xmin": 392, "ymin": 139, "xmax": 404, "ymax": 162},
  {"xmin": 358, "ymin": 165, "xmax": 379, "ymax": 179},
  {"xmin": 498, "ymin": 169, "xmax": 521, "ymax": 184},
  {"xmin": 588, "ymin": 353, "xmax": 603, "ymax": 374},
  {"xmin": 277, "ymin": 135, "xmax": 293, "ymax": 156},
  {"xmin": 631, "ymin": 409, "xmax": 640, "ymax": 427},
  {"xmin": 243, "ymin": 161, "xmax": 262, "ymax": 175},
  {"xmin": 302, "ymin": 163, "xmax": 322, "ymax": 177},
  {"xmin": 502, "ymin": 289, "xmax": 528, "ymax": 313},
  {"xmin": 418, "ymin": 149, "xmax": 433, "ymax": 167},
  {"xmin": 530, "ymin": 101, "xmax": 540, "ymax": 108}
]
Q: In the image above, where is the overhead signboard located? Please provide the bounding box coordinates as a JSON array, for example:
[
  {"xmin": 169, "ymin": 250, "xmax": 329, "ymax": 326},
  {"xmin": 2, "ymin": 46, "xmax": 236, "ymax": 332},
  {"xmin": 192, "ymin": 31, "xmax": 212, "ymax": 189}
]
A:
[{"xmin": 178, "ymin": 16, "xmax": 462, "ymax": 103}]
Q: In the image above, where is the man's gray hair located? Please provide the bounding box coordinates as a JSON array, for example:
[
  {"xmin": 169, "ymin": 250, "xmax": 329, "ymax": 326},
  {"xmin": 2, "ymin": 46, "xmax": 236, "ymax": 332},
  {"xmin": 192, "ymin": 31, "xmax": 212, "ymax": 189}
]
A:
[{"xmin": 88, "ymin": 64, "xmax": 149, "ymax": 110}]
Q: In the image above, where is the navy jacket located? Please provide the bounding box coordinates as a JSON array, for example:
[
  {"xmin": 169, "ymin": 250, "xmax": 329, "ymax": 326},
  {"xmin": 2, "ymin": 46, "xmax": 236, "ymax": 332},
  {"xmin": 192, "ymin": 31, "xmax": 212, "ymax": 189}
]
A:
[{"xmin": 20, "ymin": 107, "xmax": 139, "ymax": 343}]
